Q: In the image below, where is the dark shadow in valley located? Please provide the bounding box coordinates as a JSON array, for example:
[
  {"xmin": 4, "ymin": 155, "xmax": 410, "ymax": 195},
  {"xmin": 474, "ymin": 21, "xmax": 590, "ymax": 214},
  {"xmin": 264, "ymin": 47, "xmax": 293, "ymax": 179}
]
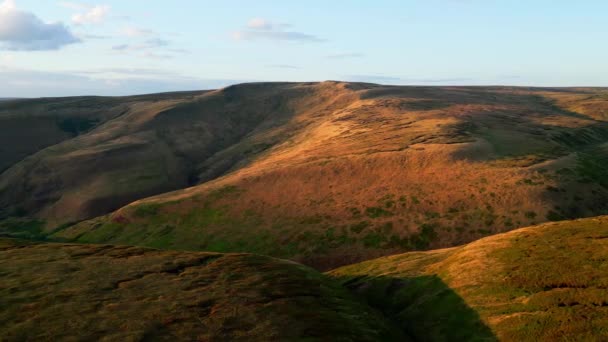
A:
[{"xmin": 335, "ymin": 274, "xmax": 497, "ymax": 342}]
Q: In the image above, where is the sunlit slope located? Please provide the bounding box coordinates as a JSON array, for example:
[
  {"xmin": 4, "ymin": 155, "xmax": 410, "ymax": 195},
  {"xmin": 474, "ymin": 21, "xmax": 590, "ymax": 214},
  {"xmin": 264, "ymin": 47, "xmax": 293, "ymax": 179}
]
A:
[
  {"xmin": 0, "ymin": 238, "xmax": 403, "ymax": 341},
  {"xmin": 329, "ymin": 216, "xmax": 608, "ymax": 341},
  {"xmin": 0, "ymin": 82, "xmax": 356, "ymax": 225},
  {"xmin": 54, "ymin": 85, "xmax": 608, "ymax": 269}
]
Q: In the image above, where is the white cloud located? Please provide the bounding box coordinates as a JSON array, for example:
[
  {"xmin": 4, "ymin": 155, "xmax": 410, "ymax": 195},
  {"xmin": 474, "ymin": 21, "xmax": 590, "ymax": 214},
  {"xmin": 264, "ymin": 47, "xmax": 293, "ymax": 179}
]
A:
[
  {"xmin": 0, "ymin": 0, "xmax": 80, "ymax": 50},
  {"xmin": 114, "ymin": 27, "xmax": 187, "ymax": 59},
  {"xmin": 111, "ymin": 38, "xmax": 182, "ymax": 59},
  {"xmin": 72, "ymin": 4, "xmax": 110, "ymax": 25},
  {"xmin": 121, "ymin": 26, "xmax": 155, "ymax": 37},
  {"xmin": 233, "ymin": 18, "xmax": 323, "ymax": 43}
]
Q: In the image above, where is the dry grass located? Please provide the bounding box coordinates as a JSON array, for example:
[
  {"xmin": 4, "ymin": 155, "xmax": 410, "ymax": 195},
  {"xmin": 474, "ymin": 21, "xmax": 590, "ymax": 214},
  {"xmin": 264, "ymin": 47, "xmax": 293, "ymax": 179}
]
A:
[
  {"xmin": 0, "ymin": 238, "xmax": 403, "ymax": 341},
  {"xmin": 329, "ymin": 216, "xmax": 608, "ymax": 341},
  {"xmin": 3, "ymin": 83, "xmax": 608, "ymax": 269}
]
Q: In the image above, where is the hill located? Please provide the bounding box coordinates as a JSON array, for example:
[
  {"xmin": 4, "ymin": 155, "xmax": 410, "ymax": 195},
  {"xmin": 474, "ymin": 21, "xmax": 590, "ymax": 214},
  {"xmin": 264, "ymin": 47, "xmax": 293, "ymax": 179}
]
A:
[
  {"xmin": 1, "ymin": 82, "xmax": 608, "ymax": 268},
  {"xmin": 3, "ymin": 216, "xmax": 608, "ymax": 340},
  {"xmin": 329, "ymin": 216, "xmax": 608, "ymax": 341},
  {"xmin": 0, "ymin": 91, "xmax": 209, "ymax": 221},
  {"xmin": 0, "ymin": 238, "xmax": 402, "ymax": 341}
]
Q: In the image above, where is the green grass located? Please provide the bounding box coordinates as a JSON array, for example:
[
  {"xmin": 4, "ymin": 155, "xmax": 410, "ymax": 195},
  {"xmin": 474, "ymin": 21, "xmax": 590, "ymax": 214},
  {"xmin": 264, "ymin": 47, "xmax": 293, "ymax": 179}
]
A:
[
  {"xmin": 365, "ymin": 206, "xmax": 393, "ymax": 218},
  {"xmin": 0, "ymin": 218, "xmax": 47, "ymax": 240},
  {"xmin": 576, "ymin": 149, "xmax": 608, "ymax": 188},
  {"xmin": 0, "ymin": 239, "xmax": 404, "ymax": 341},
  {"xmin": 132, "ymin": 203, "xmax": 162, "ymax": 217},
  {"xmin": 409, "ymin": 223, "xmax": 438, "ymax": 249},
  {"xmin": 329, "ymin": 216, "xmax": 608, "ymax": 341},
  {"xmin": 349, "ymin": 220, "xmax": 370, "ymax": 234}
]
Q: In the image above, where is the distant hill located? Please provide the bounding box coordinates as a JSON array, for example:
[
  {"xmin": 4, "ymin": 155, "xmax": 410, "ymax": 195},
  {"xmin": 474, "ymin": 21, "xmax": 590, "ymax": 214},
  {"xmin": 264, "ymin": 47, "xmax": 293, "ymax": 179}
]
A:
[
  {"xmin": 1, "ymin": 82, "xmax": 608, "ymax": 269},
  {"xmin": 329, "ymin": 216, "xmax": 608, "ymax": 341}
]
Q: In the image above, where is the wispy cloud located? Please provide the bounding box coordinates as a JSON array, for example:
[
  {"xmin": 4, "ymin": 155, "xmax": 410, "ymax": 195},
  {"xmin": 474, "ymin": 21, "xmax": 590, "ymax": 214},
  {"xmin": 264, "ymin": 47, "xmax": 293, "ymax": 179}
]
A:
[
  {"xmin": 83, "ymin": 33, "xmax": 110, "ymax": 39},
  {"xmin": 112, "ymin": 24, "xmax": 189, "ymax": 59},
  {"xmin": 232, "ymin": 18, "xmax": 324, "ymax": 42},
  {"xmin": 112, "ymin": 38, "xmax": 171, "ymax": 51},
  {"xmin": 72, "ymin": 67, "xmax": 182, "ymax": 77},
  {"xmin": 120, "ymin": 26, "xmax": 155, "ymax": 37},
  {"xmin": 267, "ymin": 64, "xmax": 301, "ymax": 69},
  {"xmin": 72, "ymin": 4, "xmax": 110, "ymax": 25},
  {"xmin": 326, "ymin": 53, "xmax": 364, "ymax": 59},
  {"xmin": 112, "ymin": 37, "xmax": 185, "ymax": 59},
  {"xmin": 247, "ymin": 18, "xmax": 274, "ymax": 30}
]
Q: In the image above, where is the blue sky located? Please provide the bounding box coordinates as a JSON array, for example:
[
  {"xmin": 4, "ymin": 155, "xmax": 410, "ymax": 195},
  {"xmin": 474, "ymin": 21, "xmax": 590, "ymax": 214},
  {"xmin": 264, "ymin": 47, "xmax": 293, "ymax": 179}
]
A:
[{"xmin": 0, "ymin": 0, "xmax": 607, "ymax": 97}]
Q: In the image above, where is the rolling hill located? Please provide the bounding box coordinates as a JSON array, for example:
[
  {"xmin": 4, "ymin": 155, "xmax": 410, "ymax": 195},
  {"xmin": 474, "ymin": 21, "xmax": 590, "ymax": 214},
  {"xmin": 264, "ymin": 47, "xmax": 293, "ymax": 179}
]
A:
[
  {"xmin": 0, "ymin": 238, "xmax": 402, "ymax": 341},
  {"xmin": 3, "ymin": 216, "xmax": 608, "ymax": 340},
  {"xmin": 329, "ymin": 216, "xmax": 608, "ymax": 341},
  {"xmin": 1, "ymin": 82, "xmax": 608, "ymax": 269}
]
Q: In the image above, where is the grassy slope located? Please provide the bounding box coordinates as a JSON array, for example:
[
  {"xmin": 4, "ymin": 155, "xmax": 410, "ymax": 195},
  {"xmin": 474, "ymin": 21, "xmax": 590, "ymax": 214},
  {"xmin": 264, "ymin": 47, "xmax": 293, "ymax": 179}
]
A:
[
  {"xmin": 0, "ymin": 96, "xmax": 126, "ymax": 173},
  {"xmin": 0, "ymin": 91, "xmax": 208, "ymax": 223},
  {"xmin": 3, "ymin": 217, "xmax": 608, "ymax": 341},
  {"xmin": 328, "ymin": 216, "xmax": 608, "ymax": 341},
  {"xmin": 0, "ymin": 238, "xmax": 403, "ymax": 341},
  {"xmin": 0, "ymin": 92, "xmax": 202, "ymax": 172},
  {"xmin": 0, "ymin": 83, "xmax": 341, "ymax": 225},
  {"xmin": 53, "ymin": 85, "xmax": 608, "ymax": 269}
]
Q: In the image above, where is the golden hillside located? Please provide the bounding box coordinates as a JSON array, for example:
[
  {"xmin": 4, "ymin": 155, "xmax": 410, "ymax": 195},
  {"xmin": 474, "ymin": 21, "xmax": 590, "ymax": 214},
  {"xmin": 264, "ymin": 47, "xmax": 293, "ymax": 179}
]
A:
[
  {"xmin": 1, "ymin": 82, "xmax": 608, "ymax": 268},
  {"xmin": 329, "ymin": 216, "xmax": 608, "ymax": 341}
]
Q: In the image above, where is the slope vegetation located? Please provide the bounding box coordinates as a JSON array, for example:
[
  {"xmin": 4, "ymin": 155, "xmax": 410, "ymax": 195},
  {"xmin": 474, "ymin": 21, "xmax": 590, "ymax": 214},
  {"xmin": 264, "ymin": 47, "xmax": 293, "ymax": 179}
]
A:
[
  {"xmin": 2, "ymin": 83, "xmax": 608, "ymax": 268},
  {"xmin": 0, "ymin": 238, "xmax": 402, "ymax": 341},
  {"xmin": 0, "ymin": 83, "xmax": 350, "ymax": 224},
  {"xmin": 56, "ymin": 84, "xmax": 608, "ymax": 269},
  {"xmin": 3, "ymin": 216, "xmax": 608, "ymax": 340},
  {"xmin": 329, "ymin": 216, "xmax": 608, "ymax": 341}
]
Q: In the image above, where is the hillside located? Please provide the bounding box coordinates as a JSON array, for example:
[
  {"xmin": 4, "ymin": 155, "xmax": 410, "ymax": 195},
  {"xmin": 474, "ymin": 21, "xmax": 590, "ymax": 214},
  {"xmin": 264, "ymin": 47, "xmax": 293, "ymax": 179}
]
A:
[
  {"xmin": 0, "ymin": 83, "xmax": 353, "ymax": 225},
  {"xmin": 0, "ymin": 238, "xmax": 402, "ymax": 341},
  {"xmin": 0, "ymin": 90, "xmax": 224, "ymax": 222},
  {"xmin": 2, "ymin": 82, "xmax": 608, "ymax": 268},
  {"xmin": 3, "ymin": 216, "xmax": 608, "ymax": 340},
  {"xmin": 329, "ymin": 216, "xmax": 608, "ymax": 341}
]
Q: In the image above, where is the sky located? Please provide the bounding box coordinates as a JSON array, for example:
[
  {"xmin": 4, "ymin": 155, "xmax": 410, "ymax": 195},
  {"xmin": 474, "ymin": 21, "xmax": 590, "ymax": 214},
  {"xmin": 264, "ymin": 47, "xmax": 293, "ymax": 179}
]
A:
[{"xmin": 0, "ymin": 0, "xmax": 607, "ymax": 97}]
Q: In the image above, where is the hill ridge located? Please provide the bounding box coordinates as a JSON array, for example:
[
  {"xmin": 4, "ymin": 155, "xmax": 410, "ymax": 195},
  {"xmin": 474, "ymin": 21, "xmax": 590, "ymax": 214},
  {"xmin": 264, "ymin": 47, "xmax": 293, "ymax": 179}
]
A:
[{"xmin": 1, "ymin": 82, "xmax": 608, "ymax": 269}]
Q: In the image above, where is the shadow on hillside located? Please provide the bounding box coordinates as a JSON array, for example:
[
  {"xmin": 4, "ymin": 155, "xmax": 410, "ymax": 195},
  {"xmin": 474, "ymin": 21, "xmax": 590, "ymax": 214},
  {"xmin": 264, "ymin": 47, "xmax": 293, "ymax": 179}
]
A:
[{"xmin": 335, "ymin": 274, "xmax": 497, "ymax": 341}]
